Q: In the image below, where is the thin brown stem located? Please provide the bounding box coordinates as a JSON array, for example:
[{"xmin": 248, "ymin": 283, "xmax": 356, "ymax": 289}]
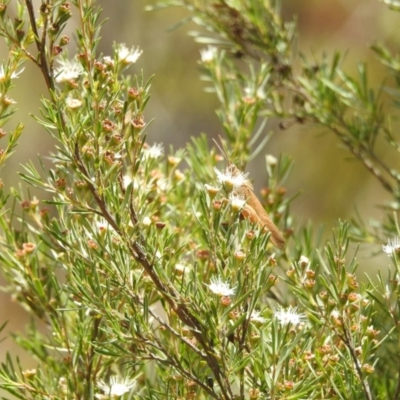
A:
[
  {"xmin": 25, "ymin": 0, "xmax": 53, "ymax": 91},
  {"xmin": 338, "ymin": 326, "xmax": 373, "ymax": 400}
]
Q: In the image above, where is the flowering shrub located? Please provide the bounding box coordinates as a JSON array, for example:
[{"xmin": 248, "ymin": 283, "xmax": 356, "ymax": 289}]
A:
[{"xmin": 0, "ymin": 1, "xmax": 399, "ymax": 399}]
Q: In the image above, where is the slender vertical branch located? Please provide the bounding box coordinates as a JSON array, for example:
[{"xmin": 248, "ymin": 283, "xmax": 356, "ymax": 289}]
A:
[{"xmin": 25, "ymin": 0, "xmax": 54, "ymax": 91}]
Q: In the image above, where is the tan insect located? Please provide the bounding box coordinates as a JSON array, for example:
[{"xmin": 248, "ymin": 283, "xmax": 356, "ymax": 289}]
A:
[
  {"xmin": 226, "ymin": 163, "xmax": 285, "ymax": 249},
  {"xmin": 214, "ymin": 156, "xmax": 285, "ymax": 249},
  {"xmin": 212, "ymin": 138, "xmax": 285, "ymax": 249}
]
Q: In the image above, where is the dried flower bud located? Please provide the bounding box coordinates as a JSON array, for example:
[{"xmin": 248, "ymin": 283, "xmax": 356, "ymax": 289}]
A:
[
  {"xmin": 22, "ymin": 242, "xmax": 35, "ymax": 253},
  {"xmin": 22, "ymin": 369, "xmax": 37, "ymax": 379},
  {"xmin": 53, "ymin": 45, "xmax": 63, "ymax": 56},
  {"xmin": 234, "ymin": 249, "xmax": 246, "ymax": 261},
  {"xmin": 174, "ymin": 169, "xmax": 184, "ymax": 181},
  {"xmin": 366, "ymin": 325, "xmax": 380, "ymax": 338},
  {"xmin": 155, "ymin": 221, "xmax": 166, "ymax": 230},
  {"xmin": 318, "ymin": 344, "xmax": 331, "ymax": 355},
  {"xmin": 319, "ymin": 291, "xmax": 328, "ymax": 301},
  {"xmin": 284, "ymin": 381, "xmax": 294, "ymax": 390},
  {"xmin": 56, "ymin": 178, "xmax": 66, "ymax": 190},
  {"xmin": 128, "ymin": 87, "xmax": 140, "ymax": 100},
  {"xmin": 168, "ymin": 155, "xmax": 180, "ymax": 166},
  {"xmin": 88, "ymin": 239, "xmax": 98, "ymax": 249},
  {"xmin": 221, "ymin": 295, "xmax": 232, "ymax": 306},
  {"xmin": 196, "ymin": 249, "xmax": 209, "ymax": 260},
  {"xmin": 40, "ymin": 208, "xmax": 49, "ymax": 218},
  {"xmin": 347, "ymin": 292, "xmax": 359, "ymax": 302},
  {"xmin": 204, "ymin": 184, "xmax": 219, "ymax": 198},
  {"xmin": 102, "ymin": 119, "xmax": 115, "ymax": 132},
  {"xmin": 268, "ymin": 275, "xmax": 278, "ymax": 285},
  {"xmin": 286, "ymin": 268, "xmax": 296, "ymax": 278},
  {"xmin": 212, "ymin": 200, "xmax": 223, "ymax": 210},
  {"xmin": 60, "ymin": 35, "xmax": 70, "ymax": 46},
  {"xmin": 361, "ymin": 364, "xmax": 374, "ymax": 374},
  {"xmin": 21, "ymin": 200, "xmax": 31, "ymax": 210},
  {"xmin": 305, "ymin": 269, "xmax": 315, "ymax": 278},
  {"xmin": 303, "ymin": 279, "xmax": 315, "ymax": 289},
  {"xmin": 229, "ymin": 310, "xmax": 239, "ymax": 320},
  {"xmin": 249, "ymin": 388, "xmax": 260, "ymax": 399},
  {"xmin": 304, "ymin": 351, "xmax": 315, "ymax": 361},
  {"xmin": 329, "ymin": 354, "xmax": 340, "ymax": 364},
  {"xmin": 268, "ymin": 253, "xmax": 277, "ymax": 266},
  {"xmin": 132, "ymin": 116, "xmax": 145, "ymax": 129}
]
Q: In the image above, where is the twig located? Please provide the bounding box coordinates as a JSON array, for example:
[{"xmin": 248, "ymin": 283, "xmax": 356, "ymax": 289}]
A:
[{"xmin": 25, "ymin": 0, "xmax": 53, "ymax": 91}]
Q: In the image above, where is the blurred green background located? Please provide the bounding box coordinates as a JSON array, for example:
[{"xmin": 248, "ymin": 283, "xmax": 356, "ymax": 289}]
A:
[{"xmin": 0, "ymin": 0, "xmax": 397, "ymax": 377}]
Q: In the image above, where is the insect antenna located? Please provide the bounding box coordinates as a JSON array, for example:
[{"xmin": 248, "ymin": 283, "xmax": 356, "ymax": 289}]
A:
[{"xmin": 212, "ymin": 136, "xmax": 231, "ymax": 165}]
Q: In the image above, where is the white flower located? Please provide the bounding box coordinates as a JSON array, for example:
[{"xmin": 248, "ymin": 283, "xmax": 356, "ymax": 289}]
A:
[
  {"xmin": 214, "ymin": 166, "xmax": 249, "ymax": 189},
  {"xmin": 382, "ymin": 237, "xmax": 400, "ymax": 255},
  {"xmin": 157, "ymin": 178, "xmax": 168, "ymax": 191},
  {"xmin": 103, "ymin": 55, "xmax": 114, "ymax": 67},
  {"xmin": 123, "ymin": 175, "xmax": 134, "ymax": 189},
  {"xmin": 1, "ymin": 95, "xmax": 16, "ymax": 105},
  {"xmin": 208, "ymin": 276, "xmax": 236, "ymax": 296},
  {"xmin": 299, "ymin": 255, "xmax": 310, "ymax": 267},
  {"xmin": 144, "ymin": 143, "xmax": 164, "ymax": 159},
  {"xmin": 200, "ymin": 46, "xmax": 218, "ymax": 63},
  {"xmin": 256, "ymin": 87, "xmax": 266, "ymax": 100},
  {"xmin": 229, "ymin": 192, "xmax": 246, "ymax": 210},
  {"xmin": 248, "ymin": 310, "xmax": 266, "ymax": 324},
  {"xmin": 95, "ymin": 218, "xmax": 115, "ymax": 233},
  {"xmin": 244, "ymin": 86, "xmax": 252, "ymax": 96},
  {"xmin": 204, "ymin": 183, "xmax": 220, "ymax": 193},
  {"xmin": 275, "ymin": 306, "xmax": 304, "ymax": 326},
  {"xmin": 331, "ymin": 309, "xmax": 340, "ymax": 319},
  {"xmin": 117, "ymin": 44, "xmax": 143, "ymax": 64},
  {"xmin": 54, "ymin": 59, "xmax": 84, "ymax": 82},
  {"xmin": 97, "ymin": 376, "xmax": 136, "ymax": 397},
  {"xmin": 66, "ymin": 97, "xmax": 82, "ymax": 109},
  {"xmin": 0, "ymin": 65, "xmax": 24, "ymax": 82},
  {"xmin": 142, "ymin": 216, "xmax": 152, "ymax": 226},
  {"xmin": 266, "ymin": 154, "xmax": 278, "ymax": 166},
  {"xmin": 175, "ymin": 263, "xmax": 191, "ymax": 276}
]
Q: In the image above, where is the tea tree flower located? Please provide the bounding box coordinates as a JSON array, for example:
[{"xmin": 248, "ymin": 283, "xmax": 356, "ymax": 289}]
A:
[
  {"xmin": 122, "ymin": 175, "xmax": 131, "ymax": 189},
  {"xmin": 54, "ymin": 59, "xmax": 84, "ymax": 82},
  {"xmin": 200, "ymin": 46, "xmax": 218, "ymax": 63},
  {"xmin": 266, "ymin": 154, "xmax": 278, "ymax": 166},
  {"xmin": 275, "ymin": 306, "xmax": 304, "ymax": 326},
  {"xmin": 66, "ymin": 97, "xmax": 82, "ymax": 109},
  {"xmin": 97, "ymin": 376, "xmax": 136, "ymax": 397},
  {"xmin": 229, "ymin": 192, "xmax": 246, "ymax": 210},
  {"xmin": 142, "ymin": 216, "xmax": 152, "ymax": 226},
  {"xmin": 208, "ymin": 276, "xmax": 236, "ymax": 296},
  {"xmin": 144, "ymin": 143, "xmax": 164, "ymax": 159},
  {"xmin": 214, "ymin": 167, "xmax": 249, "ymax": 190},
  {"xmin": 299, "ymin": 255, "xmax": 310, "ymax": 268},
  {"xmin": 0, "ymin": 65, "xmax": 24, "ymax": 82},
  {"xmin": 248, "ymin": 310, "xmax": 266, "ymax": 324},
  {"xmin": 382, "ymin": 237, "xmax": 400, "ymax": 255},
  {"xmin": 96, "ymin": 218, "xmax": 113, "ymax": 231},
  {"xmin": 204, "ymin": 184, "xmax": 220, "ymax": 198},
  {"xmin": 116, "ymin": 44, "xmax": 143, "ymax": 65}
]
